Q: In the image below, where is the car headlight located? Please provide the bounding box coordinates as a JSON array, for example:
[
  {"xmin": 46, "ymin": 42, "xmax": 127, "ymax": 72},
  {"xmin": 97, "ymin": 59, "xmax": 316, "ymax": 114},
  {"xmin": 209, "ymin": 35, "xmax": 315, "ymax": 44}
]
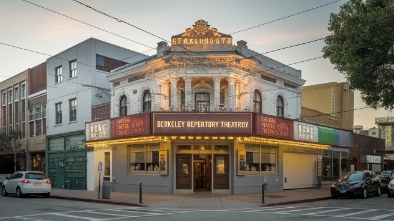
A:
[{"xmin": 389, "ymin": 183, "xmax": 394, "ymax": 188}]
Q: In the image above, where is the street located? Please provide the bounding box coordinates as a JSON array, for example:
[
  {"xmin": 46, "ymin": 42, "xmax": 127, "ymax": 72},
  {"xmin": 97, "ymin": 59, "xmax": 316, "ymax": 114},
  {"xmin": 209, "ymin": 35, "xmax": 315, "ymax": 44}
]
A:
[{"xmin": 1, "ymin": 194, "xmax": 394, "ymax": 221}]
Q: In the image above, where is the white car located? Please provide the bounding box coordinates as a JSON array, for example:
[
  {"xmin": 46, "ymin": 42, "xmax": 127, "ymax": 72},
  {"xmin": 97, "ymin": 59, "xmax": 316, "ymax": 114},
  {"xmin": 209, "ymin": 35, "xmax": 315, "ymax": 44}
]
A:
[{"xmin": 1, "ymin": 171, "xmax": 51, "ymax": 198}]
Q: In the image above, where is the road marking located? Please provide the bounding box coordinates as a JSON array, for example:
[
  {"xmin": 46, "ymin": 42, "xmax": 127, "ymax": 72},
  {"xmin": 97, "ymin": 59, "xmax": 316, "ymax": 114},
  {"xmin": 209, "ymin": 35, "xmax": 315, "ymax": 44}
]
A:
[
  {"xmin": 304, "ymin": 208, "xmax": 351, "ymax": 215},
  {"xmin": 334, "ymin": 209, "xmax": 376, "ymax": 217},
  {"xmin": 276, "ymin": 207, "xmax": 324, "ymax": 214},
  {"xmin": 368, "ymin": 213, "xmax": 394, "ymax": 220}
]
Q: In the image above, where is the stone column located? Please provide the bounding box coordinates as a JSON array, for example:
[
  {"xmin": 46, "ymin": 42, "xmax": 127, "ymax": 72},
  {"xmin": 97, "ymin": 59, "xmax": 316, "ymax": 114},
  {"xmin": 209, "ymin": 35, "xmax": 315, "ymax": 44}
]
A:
[
  {"xmin": 170, "ymin": 78, "xmax": 178, "ymax": 110},
  {"xmin": 184, "ymin": 76, "xmax": 192, "ymax": 110},
  {"xmin": 228, "ymin": 77, "xmax": 235, "ymax": 110},
  {"xmin": 213, "ymin": 76, "xmax": 221, "ymax": 110}
]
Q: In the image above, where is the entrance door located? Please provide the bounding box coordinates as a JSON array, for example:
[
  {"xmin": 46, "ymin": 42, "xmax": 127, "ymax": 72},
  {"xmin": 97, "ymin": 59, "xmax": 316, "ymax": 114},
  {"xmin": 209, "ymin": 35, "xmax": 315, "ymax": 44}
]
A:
[
  {"xmin": 193, "ymin": 154, "xmax": 211, "ymax": 190},
  {"xmin": 213, "ymin": 154, "xmax": 229, "ymax": 189},
  {"xmin": 176, "ymin": 154, "xmax": 192, "ymax": 189},
  {"xmin": 283, "ymin": 153, "xmax": 316, "ymax": 189}
]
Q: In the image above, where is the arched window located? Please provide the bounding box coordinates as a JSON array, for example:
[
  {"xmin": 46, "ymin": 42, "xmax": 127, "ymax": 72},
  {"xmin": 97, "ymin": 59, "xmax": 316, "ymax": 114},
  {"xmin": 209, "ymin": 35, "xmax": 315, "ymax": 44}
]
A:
[
  {"xmin": 119, "ymin": 95, "xmax": 127, "ymax": 117},
  {"xmin": 143, "ymin": 90, "xmax": 151, "ymax": 112},
  {"xmin": 276, "ymin": 96, "xmax": 284, "ymax": 117},
  {"xmin": 253, "ymin": 90, "xmax": 262, "ymax": 113}
]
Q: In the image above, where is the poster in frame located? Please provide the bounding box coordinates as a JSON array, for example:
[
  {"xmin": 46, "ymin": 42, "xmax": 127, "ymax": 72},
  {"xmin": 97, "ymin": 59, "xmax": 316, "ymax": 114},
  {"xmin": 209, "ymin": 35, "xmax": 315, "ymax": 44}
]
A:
[
  {"xmin": 238, "ymin": 149, "xmax": 246, "ymax": 175},
  {"xmin": 159, "ymin": 149, "xmax": 168, "ymax": 175}
]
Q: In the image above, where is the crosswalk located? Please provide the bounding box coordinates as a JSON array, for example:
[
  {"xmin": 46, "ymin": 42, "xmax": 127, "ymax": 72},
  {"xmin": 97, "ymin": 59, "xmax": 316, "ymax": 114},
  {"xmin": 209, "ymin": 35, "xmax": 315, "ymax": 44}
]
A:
[
  {"xmin": 2, "ymin": 206, "xmax": 394, "ymax": 221},
  {"xmin": 241, "ymin": 206, "xmax": 394, "ymax": 220},
  {"xmin": 0, "ymin": 207, "xmax": 176, "ymax": 221}
]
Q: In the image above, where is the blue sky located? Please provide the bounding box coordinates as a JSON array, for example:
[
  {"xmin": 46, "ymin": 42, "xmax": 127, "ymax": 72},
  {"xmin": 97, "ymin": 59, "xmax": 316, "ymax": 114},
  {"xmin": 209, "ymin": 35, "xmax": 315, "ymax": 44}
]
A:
[{"xmin": 0, "ymin": 0, "xmax": 390, "ymax": 129}]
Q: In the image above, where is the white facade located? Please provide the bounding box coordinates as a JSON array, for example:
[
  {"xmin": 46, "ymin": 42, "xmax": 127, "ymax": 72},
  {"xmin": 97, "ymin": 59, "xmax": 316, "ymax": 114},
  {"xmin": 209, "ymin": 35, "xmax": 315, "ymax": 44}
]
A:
[
  {"xmin": 46, "ymin": 38, "xmax": 147, "ymax": 191},
  {"xmin": 108, "ymin": 41, "xmax": 304, "ymax": 119}
]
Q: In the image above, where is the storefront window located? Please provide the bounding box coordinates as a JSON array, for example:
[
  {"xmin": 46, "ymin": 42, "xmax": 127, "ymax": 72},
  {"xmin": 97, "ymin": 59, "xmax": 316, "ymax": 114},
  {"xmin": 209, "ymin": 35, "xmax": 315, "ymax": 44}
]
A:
[
  {"xmin": 48, "ymin": 137, "xmax": 64, "ymax": 151},
  {"xmin": 245, "ymin": 145, "xmax": 260, "ymax": 174},
  {"xmin": 129, "ymin": 144, "xmax": 160, "ymax": 174},
  {"xmin": 244, "ymin": 145, "xmax": 278, "ymax": 175},
  {"xmin": 261, "ymin": 146, "xmax": 276, "ymax": 173},
  {"xmin": 146, "ymin": 144, "xmax": 160, "ymax": 173}
]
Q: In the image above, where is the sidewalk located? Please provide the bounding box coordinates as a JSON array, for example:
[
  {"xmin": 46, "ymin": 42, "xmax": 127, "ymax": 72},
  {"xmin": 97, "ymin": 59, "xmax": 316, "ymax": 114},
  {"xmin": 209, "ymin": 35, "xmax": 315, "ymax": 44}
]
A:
[{"xmin": 50, "ymin": 186, "xmax": 332, "ymax": 209}]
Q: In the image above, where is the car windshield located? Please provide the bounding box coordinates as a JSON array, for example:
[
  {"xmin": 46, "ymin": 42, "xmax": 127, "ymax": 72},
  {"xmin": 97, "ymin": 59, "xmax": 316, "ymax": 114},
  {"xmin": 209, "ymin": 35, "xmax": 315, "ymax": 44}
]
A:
[
  {"xmin": 25, "ymin": 173, "xmax": 47, "ymax": 179},
  {"xmin": 339, "ymin": 172, "xmax": 364, "ymax": 182},
  {"xmin": 382, "ymin": 171, "xmax": 391, "ymax": 176}
]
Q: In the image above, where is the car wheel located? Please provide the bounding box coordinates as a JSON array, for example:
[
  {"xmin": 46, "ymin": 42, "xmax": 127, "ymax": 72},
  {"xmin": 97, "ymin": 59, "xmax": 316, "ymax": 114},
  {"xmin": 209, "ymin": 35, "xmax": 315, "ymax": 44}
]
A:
[
  {"xmin": 16, "ymin": 187, "xmax": 24, "ymax": 198},
  {"xmin": 361, "ymin": 188, "xmax": 368, "ymax": 199},
  {"xmin": 375, "ymin": 185, "xmax": 382, "ymax": 196},
  {"xmin": 1, "ymin": 186, "xmax": 8, "ymax": 196},
  {"xmin": 42, "ymin": 193, "xmax": 50, "ymax": 198}
]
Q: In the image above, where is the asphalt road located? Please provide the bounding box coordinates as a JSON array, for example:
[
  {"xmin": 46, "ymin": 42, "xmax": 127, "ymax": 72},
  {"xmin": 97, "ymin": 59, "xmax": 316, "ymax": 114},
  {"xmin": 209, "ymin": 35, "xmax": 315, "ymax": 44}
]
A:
[{"xmin": 1, "ymin": 194, "xmax": 393, "ymax": 221}]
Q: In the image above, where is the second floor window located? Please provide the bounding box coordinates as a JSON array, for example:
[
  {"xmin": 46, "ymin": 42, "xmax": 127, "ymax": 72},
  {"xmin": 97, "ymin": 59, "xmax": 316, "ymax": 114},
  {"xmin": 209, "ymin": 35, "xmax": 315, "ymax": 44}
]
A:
[
  {"xmin": 21, "ymin": 84, "xmax": 26, "ymax": 99},
  {"xmin": 55, "ymin": 103, "xmax": 62, "ymax": 124},
  {"xmin": 29, "ymin": 109, "xmax": 34, "ymax": 121},
  {"xmin": 276, "ymin": 96, "xmax": 284, "ymax": 117},
  {"xmin": 120, "ymin": 96, "xmax": 127, "ymax": 117},
  {"xmin": 14, "ymin": 87, "xmax": 19, "ymax": 101},
  {"xmin": 2, "ymin": 92, "xmax": 6, "ymax": 106},
  {"xmin": 8, "ymin": 89, "xmax": 12, "ymax": 103},
  {"xmin": 69, "ymin": 99, "xmax": 77, "ymax": 122},
  {"xmin": 55, "ymin": 66, "xmax": 63, "ymax": 83},
  {"xmin": 70, "ymin": 60, "xmax": 77, "ymax": 78},
  {"xmin": 35, "ymin": 106, "xmax": 41, "ymax": 119},
  {"xmin": 253, "ymin": 90, "xmax": 262, "ymax": 113},
  {"xmin": 143, "ymin": 91, "xmax": 151, "ymax": 112}
]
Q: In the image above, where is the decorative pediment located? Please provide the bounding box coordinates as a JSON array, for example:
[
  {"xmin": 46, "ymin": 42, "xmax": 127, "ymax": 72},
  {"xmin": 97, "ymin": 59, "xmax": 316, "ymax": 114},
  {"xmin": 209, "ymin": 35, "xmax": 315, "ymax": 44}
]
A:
[{"xmin": 171, "ymin": 20, "xmax": 233, "ymax": 51}]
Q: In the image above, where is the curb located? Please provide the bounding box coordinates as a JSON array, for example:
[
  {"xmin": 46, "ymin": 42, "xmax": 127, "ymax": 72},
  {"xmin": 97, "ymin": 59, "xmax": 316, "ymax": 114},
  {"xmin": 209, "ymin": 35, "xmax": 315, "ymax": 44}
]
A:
[
  {"xmin": 260, "ymin": 197, "xmax": 331, "ymax": 207},
  {"xmin": 51, "ymin": 195, "xmax": 147, "ymax": 207}
]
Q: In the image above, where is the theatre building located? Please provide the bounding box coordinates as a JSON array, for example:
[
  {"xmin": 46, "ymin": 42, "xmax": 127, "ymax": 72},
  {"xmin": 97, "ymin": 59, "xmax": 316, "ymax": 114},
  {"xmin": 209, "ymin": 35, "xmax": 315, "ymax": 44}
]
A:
[{"xmin": 85, "ymin": 20, "xmax": 339, "ymax": 194}]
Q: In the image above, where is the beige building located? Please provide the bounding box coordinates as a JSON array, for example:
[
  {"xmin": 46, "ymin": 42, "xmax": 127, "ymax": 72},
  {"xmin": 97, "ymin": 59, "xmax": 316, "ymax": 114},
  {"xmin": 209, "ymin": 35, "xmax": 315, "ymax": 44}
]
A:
[{"xmin": 302, "ymin": 82, "xmax": 354, "ymax": 130}]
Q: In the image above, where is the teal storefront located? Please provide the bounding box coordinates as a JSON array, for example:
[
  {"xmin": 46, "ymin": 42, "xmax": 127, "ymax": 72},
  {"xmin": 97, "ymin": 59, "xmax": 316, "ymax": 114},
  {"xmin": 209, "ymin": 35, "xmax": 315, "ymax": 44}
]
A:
[
  {"xmin": 46, "ymin": 133, "xmax": 87, "ymax": 190},
  {"xmin": 318, "ymin": 126, "xmax": 352, "ymax": 181}
]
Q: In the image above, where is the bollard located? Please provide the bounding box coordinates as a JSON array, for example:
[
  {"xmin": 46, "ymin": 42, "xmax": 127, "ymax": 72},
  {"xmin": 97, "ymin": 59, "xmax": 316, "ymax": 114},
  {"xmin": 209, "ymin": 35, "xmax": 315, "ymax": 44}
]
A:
[
  {"xmin": 262, "ymin": 183, "xmax": 267, "ymax": 204},
  {"xmin": 139, "ymin": 183, "xmax": 142, "ymax": 204}
]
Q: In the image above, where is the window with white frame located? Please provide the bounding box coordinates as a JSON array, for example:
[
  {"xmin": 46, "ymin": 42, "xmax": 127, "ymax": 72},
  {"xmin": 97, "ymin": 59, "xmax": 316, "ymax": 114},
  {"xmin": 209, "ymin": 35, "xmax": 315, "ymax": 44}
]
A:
[
  {"xmin": 70, "ymin": 60, "xmax": 77, "ymax": 78},
  {"xmin": 245, "ymin": 144, "xmax": 278, "ymax": 174},
  {"xmin": 14, "ymin": 87, "xmax": 19, "ymax": 101},
  {"xmin": 2, "ymin": 92, "xmax": 6, "ymax": 106},
  {"xmin": 69, "ymin": 98, "xmax": 77, "ymax": 122},
  {"xmin": 55, "ymin": 66, "xmax": 63, "ymax": 83},
  {"xmin": 21, "ymin": 84, "xmax": 26, "ymax": 99},
  {"xmin": 35, "ymin": 106, "xmax": 41, "ymax": 119},
  {"xmin": 119, "ymin": 96, "xmax": 127, "ymax": 117},
  {"xmin": 55, "ymin": 102, "xmax": 62, "ymax": 124},
  {"xmin": 253, "ymin": 90, "xmax": 262, "ymax": 113},
  {"xmin": 28, "ymin": 109, "xmax": 34, "ymax": 121},
  {"xmin": 42, "ymin": 105, "xmax": 46, "ymax": 118},
  {"xmin": 8, "ymin": 89, "xmax": 12, "ymax": 103},
  {"xmin": 128, "ymin": 144, "xmax": 160, "ymax": 174}
]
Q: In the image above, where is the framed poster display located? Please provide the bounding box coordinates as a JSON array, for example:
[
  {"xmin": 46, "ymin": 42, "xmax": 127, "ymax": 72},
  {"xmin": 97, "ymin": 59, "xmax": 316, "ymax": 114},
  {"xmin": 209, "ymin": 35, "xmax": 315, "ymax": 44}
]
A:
[
  {"xmin": 159, "ymin": 149, "xmax": 168, "ymax": 175},
  {"xmin": 238, "ymin": 150, "xmax": 246, "ymax": 175}
]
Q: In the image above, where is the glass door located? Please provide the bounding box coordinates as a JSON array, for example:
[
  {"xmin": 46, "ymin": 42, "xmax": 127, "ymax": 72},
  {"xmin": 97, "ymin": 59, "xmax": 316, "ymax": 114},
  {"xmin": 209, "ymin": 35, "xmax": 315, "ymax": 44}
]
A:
[
  {"xmin": 213, "ymin": 154, "xmax": 229, "ymax": 189},
  {"xmin": 176, "ymin": 154, "xmax": 192, "ymax": 189}
]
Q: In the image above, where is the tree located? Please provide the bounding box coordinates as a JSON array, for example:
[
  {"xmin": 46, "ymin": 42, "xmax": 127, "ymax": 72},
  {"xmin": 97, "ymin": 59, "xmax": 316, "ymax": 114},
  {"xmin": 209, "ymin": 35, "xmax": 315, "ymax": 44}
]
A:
[
  {"xmin": 0, "ymin": 129, "xmax": 24, "ymax": 172},
  {"xmin": 322, "ymin": 0, "xmax": 394, "ymax": 109}
]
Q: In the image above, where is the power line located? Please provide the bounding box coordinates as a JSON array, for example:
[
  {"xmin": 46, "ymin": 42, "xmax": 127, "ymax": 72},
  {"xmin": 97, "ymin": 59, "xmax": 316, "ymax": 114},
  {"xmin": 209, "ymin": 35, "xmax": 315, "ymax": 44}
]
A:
[
  {"xmin": 230, "ymin": 0, "xmax": 343, "ymax": 35},
  {"xmin": 21, "ymin": 0, "xmax": 154, "ymax": 49}
]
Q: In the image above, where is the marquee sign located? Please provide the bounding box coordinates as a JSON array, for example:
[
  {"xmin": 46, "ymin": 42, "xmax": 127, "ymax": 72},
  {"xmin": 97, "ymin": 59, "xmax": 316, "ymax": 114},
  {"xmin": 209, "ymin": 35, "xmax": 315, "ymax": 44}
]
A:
[
  {"xmin": 110, "ymin": 113, "xmax": 150, "ymax": 138},
  {"xmin": 255, "ymin": 114, "xmax": 293, "ymax": 139},
  {"xmin": 153, "ymin": 113, "xmax": 252, "ymax": 135},
  {"xmin": 86, "ymin": 120, "xmax": 110, "ymax": 141}
]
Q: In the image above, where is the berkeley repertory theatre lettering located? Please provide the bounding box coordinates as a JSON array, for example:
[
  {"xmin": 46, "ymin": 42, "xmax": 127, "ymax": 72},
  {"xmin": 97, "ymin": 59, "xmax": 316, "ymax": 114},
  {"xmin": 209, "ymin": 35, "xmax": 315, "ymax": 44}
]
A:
[{"xmin": 156, "ymin": 120, "xmax": 248, "ymax": 128}]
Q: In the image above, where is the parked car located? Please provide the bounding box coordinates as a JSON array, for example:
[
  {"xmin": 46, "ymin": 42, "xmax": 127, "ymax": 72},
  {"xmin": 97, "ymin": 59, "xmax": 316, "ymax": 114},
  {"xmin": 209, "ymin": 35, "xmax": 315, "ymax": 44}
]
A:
[
  {"xmin": 1, "ymin": 171, "xmax": 51, "ymax": 198},
  {"xmin": 331, "ymin": 170, "xmax": 381, "ymax": 199},
  {"xmin": 381, "ymin": 170, "xmax": 394, "ymax": 180},
  {"xmin": 388, "ymin": 178, "xmax": 394, "ymax": 198}
]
